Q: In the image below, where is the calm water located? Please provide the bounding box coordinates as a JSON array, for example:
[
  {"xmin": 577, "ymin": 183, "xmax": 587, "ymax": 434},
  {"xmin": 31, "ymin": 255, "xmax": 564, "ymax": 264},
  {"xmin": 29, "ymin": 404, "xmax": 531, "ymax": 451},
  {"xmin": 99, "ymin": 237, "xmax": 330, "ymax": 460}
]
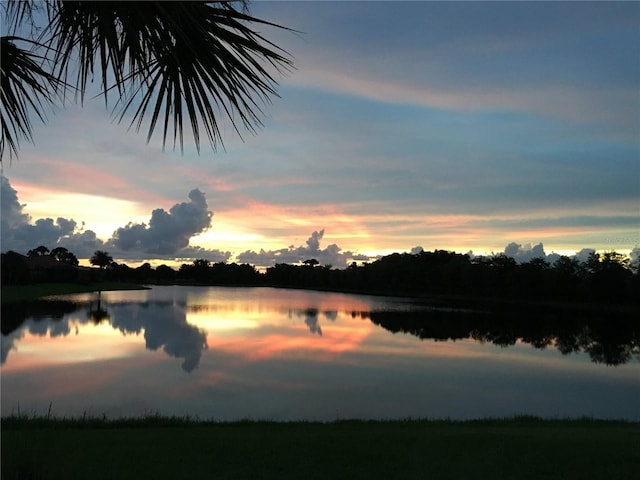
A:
[{"xmin": 2, "ymin": 286, "xmax": 638, "ymax": 421}]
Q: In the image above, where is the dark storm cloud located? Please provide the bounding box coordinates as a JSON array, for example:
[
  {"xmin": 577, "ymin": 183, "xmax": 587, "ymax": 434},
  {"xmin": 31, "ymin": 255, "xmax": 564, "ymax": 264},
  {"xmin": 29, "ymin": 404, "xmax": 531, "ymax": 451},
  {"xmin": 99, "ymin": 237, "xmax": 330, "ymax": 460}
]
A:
[{"xmin": 111, "ymin": 189, "xmax": 212, "ymax": 255}]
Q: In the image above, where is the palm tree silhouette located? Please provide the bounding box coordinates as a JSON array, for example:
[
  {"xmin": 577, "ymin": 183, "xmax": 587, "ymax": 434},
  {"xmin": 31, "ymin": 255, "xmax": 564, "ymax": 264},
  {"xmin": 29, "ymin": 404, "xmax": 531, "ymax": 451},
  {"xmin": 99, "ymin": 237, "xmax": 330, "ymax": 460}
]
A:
[
  {"xmin": 90, "ymin": 250, "xmax": 113, "ymax": 270},
  {"xmin": 1, "ymin": 1, "xmax": 293, "ymax": 160}
]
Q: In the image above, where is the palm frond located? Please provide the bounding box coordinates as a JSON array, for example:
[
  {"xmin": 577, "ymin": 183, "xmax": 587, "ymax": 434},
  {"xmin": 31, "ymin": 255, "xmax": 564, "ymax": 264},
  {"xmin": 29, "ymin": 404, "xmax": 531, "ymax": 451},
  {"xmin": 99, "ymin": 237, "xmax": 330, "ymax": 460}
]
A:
[
  {"xmin": 0, "ymin": 36, "xmax": 65, "ymax": 161},
  {"xmin": 1, "ymin": 1, "xmax": 294, "ymax": 157},
  {"xmin": 47, "ymin": 1, "xmax": 294, "ymax": 152},
  {"xmin": 4, "ymin": 0, "xmax": 42, "ymax": 36}
]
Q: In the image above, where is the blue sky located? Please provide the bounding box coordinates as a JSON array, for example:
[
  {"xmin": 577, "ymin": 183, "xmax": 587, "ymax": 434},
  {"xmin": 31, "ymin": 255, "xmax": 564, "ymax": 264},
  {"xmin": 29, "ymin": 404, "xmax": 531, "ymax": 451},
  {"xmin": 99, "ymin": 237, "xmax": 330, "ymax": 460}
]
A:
[{"xmin": 1, "ymin": 1, "xmax": 639, "ymax": 268}]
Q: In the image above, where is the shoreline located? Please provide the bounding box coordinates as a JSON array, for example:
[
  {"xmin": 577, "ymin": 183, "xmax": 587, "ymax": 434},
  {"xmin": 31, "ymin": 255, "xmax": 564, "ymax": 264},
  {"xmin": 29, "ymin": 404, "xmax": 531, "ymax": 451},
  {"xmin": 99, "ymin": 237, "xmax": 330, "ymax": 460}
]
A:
[
  {"xmin": 3, "ymin": 281, "xmax": 639, "ymax": 314},
  {"xmin": 1, "ymin": 282, "xmax": 148, "ymax": 304}
]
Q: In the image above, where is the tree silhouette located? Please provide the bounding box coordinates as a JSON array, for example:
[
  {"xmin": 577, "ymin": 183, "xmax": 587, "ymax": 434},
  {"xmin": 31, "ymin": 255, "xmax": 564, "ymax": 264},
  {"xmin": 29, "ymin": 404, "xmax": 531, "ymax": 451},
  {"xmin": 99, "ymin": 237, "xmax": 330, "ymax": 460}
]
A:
[
  {"xmin": 1, "ymin": 0, "xmax": 293, "ymax": 160},
  {"xmin": 1, "ymin": 250, "xmax": 30, "ymax": 284},
  {"xmin": 49, "ymin": 246, "xmax": 79, "ymax": 265},
  {"xmin": 27, "ymin": 245, "xmax": 49, "ymax": 257},
  {"xmin": 90, "ymin": 250, "xmax": 113, "ymax": 269}
]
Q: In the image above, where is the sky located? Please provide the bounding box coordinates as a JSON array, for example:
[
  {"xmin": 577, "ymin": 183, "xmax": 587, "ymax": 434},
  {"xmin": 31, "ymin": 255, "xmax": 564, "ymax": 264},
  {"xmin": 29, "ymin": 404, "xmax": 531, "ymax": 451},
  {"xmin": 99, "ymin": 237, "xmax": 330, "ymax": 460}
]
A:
[{"xmin": 1, "ymin": 1, "xmax": 639, "ymax": 269}]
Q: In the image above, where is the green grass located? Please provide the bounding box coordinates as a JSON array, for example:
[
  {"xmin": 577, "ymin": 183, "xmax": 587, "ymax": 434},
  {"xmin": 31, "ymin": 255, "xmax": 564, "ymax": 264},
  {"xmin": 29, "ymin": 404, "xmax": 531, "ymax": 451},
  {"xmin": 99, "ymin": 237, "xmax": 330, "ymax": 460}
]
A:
[
  {"xmin": 2, "ymin": 416, "xmax": 639, "ymax": 480},
  {"xmin": 1, "ymin": 282, "xmax": 148, "ymax": 303}
]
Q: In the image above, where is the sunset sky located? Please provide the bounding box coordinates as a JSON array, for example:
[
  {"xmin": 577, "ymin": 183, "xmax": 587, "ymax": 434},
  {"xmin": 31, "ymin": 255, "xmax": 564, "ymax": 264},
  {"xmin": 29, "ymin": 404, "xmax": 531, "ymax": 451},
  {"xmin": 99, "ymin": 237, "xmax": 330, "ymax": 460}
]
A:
[{"xmin": 1, "ymin": 1, "xmax": 639, "ymax": 268}]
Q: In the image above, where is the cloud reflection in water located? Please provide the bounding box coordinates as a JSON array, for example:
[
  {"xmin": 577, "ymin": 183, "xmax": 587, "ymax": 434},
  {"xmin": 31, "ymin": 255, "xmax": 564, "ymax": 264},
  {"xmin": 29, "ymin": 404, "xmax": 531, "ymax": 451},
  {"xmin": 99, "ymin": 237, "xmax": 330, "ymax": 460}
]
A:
[
  {"xmin": 2, "ymin": 296, "xmax": 208, "ymax": 372},
  {"xmin": 1, "ymin": 286, "xmax": 638, "ymax": 422},
  {"xmin": 110, "ymin": 303, "xmax": 207, "ymax": 372}
]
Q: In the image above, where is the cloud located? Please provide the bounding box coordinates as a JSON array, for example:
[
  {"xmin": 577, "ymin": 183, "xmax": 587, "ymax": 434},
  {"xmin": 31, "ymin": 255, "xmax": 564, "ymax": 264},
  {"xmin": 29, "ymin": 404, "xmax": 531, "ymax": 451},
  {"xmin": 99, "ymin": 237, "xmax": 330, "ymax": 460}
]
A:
[
  {"xmin": 490, "ymin": 243, "xmax": 613, "ymax": 266},
  {"xmin": 236, "ymin": 229, "xmax": 372, "ymax": 269},
  {"xmin": 574, "ymin": 248, "xmax": 596, "ymax": 264},
  {"xmin": 111, "ymin": 189, "xmax": 213, "ymax": 255},
  {"xmin": 175, "ymin": 246, "xmax": 231, "ymax": 264},
  {"xmin": 1, "ymin": 175, "xmax": 30, "ymax": 228},
  {"xmin": 1, "ymin": 175, "xmax": 102, "ymax": 255},
  {"xmin": 1, "ymin": 175, "xmax": 223, "ymax": 261},
  {"xmin": 503, "ymin": 242, "xmax": 547, "ymax": 263},
  {"xmin": 280, "ymin": 2, "xmax": 639, "ymax": 131},
  {"xmin": 629, "ymin": 247, "xmax": 640, "ymax": 273}
]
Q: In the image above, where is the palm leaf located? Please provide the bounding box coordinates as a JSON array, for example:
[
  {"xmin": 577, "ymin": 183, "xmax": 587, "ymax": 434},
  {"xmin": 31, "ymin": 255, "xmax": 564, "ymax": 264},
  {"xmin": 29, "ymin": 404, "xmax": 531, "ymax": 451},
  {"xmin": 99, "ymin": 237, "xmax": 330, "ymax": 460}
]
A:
[
  {"xmin": 47, "ymin": 1, "xmax": 294, "ymax": 152},
  {"xmin": 0, "ymin": 36, "xmax": 65, "ymax": 161},
  {"xmin": 1, "ymin": 0, "xmax": 293, "ymax": 158}
]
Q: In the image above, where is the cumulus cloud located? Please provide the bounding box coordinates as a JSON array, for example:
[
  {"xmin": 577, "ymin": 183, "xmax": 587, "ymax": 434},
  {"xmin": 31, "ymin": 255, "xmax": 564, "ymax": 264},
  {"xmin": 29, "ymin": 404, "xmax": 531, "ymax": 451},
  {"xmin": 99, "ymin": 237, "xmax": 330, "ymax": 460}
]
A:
[
  {"xmin": 237, "ymin": 229, "xmax": 371, "ymax": 269},
  {"xmin": 489, "ymin": 242, "xmax": 617, "ymax": 266},
  {"xmin": 629, "ymin": 247, "xmax": 640, "ymax": 273},
  {"xmin": 1, "ymin": 175, "xmax": 104, "ymax": 256},
  {"xmin": 574, "ymin": 248, "xmax": 597, "ymax": 264},
  {"xmin": 111, "ymin": 189, "xmax": 212, "ymax": 255},
  {"xmin": 1, "ymin": 175, "xmax": 30, "ymax": 228},
  {"xmin": 503, "ymin": 242, "xmax": 547, "ymax": 263},
  {"xmin": 1, "ymin": 175, "xmax": 222, "ymax": 261}
]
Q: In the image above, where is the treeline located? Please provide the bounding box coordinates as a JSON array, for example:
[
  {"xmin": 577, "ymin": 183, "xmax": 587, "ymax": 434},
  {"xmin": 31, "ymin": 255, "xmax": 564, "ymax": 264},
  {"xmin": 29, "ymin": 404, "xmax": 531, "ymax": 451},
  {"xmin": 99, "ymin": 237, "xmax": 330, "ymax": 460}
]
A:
[
  {"xmin": 109, "ymin": 259, "xmax": 262, "ymax": 285},
  {"xmin": 263, "ymin": 250, "xmax": 639, "ymax": 305},
  {"xmin": 2, "ymin": 247, "xmax": 638, "ymax": 306}
]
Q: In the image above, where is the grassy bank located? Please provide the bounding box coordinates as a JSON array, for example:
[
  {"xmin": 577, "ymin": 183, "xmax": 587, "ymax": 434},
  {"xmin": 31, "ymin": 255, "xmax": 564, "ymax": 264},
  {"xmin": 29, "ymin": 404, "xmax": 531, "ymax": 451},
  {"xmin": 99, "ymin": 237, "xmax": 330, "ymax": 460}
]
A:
[
  {"xmin": 1, "ymin": 282, "xmax": 148, "ymax": 303},
  {"xmin": 2, "ymin": 416, "xmax": 639, "ymax": 480}
]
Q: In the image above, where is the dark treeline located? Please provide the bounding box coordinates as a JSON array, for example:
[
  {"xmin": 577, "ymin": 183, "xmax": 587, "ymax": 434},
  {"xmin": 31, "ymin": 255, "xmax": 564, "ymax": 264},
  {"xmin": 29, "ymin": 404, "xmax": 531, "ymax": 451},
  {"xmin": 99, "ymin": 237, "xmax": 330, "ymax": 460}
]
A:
[
  {"xmin": 2, "ymin": 247, "xmax": 638, "ymax": 306},
  {"xmin": 267, "ymin": 250, "xmax": 639, "ymax": 306}
]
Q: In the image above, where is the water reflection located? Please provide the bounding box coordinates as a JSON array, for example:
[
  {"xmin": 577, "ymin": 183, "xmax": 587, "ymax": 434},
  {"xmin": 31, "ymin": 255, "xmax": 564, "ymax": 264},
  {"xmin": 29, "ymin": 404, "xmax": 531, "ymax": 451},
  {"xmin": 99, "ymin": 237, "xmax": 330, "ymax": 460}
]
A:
[
  {"xmin": 1, "ymin": 286, "xmax": 639, "ymax": 421},
  {"xmin": 111, "ymin": 302, "xmax": 207, "ymax": 372},
  {"xmin": 1, "ymin": 299, "xmax": 79, "ymax": 334},
  {"xmin": 297, "ymin": 308, "xmax": 336, "ymax": 336},
  {"xmin": 2, "ymin": 289, "xmax": 639, "ymax": 369},
  {"xmin": 369, "ymin": 308, "xmax": 640, "ymax": 366},
  {"xmin": 87, "ymin": 291, "xmax": 110, "ymax": 325},
  {"xmin": 2, "ymin": 293, "xmax": 207, "ymax": 372}
]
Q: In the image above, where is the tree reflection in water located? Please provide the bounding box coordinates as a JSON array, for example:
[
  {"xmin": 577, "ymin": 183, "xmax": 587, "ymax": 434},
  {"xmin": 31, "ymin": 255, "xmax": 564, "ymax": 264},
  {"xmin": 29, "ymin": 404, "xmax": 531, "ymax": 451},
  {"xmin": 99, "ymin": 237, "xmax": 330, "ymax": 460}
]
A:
[
  {"xmin": 2, "ymin": 294, "xmax": 638, "ymax": 367},
  {"xmin": 368, "ymin": 308, "xmax": 640, "ymax": 366},
  {"xmin": 1, "ymin": 297, "xmax": 207, "ymax": 372},
  {"xmin": 87, "ymin": 291, "xmax": 110, "ymax": 325}
]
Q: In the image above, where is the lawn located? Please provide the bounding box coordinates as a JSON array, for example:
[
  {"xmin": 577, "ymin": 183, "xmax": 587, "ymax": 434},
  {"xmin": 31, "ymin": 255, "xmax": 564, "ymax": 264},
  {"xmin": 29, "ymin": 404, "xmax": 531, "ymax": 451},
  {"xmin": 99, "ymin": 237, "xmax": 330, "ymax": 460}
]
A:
[{"xmin": 2, "ymin": 416, "xmax": 638, "ymax": 480}]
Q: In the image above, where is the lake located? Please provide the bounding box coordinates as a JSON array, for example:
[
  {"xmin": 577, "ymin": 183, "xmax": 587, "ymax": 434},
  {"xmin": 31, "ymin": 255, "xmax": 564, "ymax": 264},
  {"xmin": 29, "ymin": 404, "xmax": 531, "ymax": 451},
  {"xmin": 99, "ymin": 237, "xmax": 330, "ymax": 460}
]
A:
[{"xmin": 2, "ymin": 285, "xmax": 638, "ymax": 421}]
